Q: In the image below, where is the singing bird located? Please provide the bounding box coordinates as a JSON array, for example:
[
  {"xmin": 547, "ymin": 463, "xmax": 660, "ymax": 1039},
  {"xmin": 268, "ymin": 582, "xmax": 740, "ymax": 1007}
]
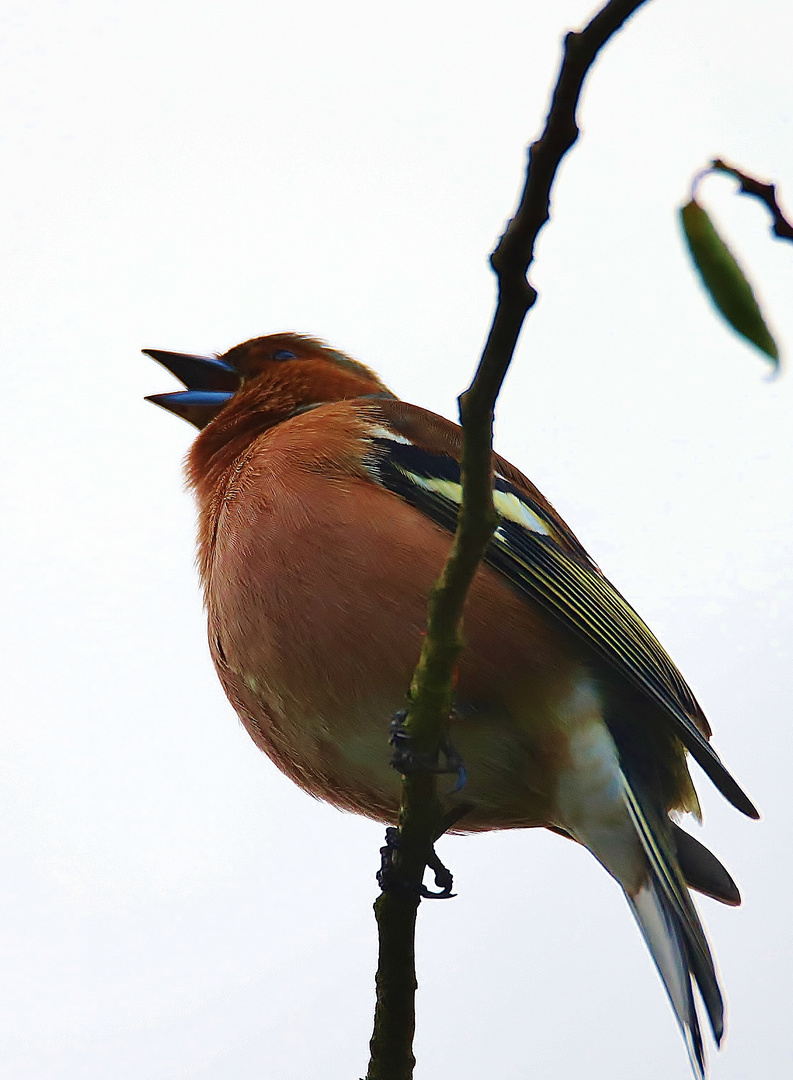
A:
[{"xmin": 146, "ymin": 333, "xmax": 757, "ymax": 1078}]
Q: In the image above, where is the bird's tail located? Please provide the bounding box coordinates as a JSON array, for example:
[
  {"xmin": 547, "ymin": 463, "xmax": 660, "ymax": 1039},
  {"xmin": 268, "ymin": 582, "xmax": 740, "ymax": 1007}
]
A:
[{"xmin": 623, "ymin": 779, "xmax": 724, "ymax": 1080}]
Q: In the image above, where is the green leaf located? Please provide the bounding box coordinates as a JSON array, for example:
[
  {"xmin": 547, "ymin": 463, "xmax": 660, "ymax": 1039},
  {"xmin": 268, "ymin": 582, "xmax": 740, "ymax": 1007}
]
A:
[{"xmin": 680, "ymin": 198, "xmax": 779, "ymax": 368}]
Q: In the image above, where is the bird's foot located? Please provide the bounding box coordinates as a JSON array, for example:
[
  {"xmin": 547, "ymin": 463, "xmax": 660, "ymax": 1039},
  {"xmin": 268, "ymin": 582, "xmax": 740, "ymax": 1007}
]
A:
[
  {"xmin": 376, "ymin": 827, "xmax": 456, "ymax": 899},
  {"xmin": 388, "ymin": 709, "xmax": 467, "ymax": 793}
]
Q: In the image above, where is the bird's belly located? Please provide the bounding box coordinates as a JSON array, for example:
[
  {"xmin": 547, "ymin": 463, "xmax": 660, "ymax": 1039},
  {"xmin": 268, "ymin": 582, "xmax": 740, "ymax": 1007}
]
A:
[{"xmin": 214, "ymin": 648, "xmax": 582, "ymax": 831}]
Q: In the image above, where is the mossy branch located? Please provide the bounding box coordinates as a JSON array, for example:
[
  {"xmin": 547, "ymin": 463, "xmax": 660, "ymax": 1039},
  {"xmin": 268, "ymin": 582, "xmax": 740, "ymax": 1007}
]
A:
[{"xmin": 365, "ymin": 3, "xmax": 653, "ymax": 1078}]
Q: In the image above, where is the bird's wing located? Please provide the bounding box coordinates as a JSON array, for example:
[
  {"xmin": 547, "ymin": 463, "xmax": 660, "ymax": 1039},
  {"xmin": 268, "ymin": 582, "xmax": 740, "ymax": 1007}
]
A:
[{"xmin": 362, "ymin": 401, "xmax": 758, "ymax": 820}]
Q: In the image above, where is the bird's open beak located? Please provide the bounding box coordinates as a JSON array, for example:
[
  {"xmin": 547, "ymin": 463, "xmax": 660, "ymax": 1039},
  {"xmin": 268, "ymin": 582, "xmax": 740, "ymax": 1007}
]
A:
[{"xmin": 143, "ymin": 349, "xmax": 240, "ymax": 429}]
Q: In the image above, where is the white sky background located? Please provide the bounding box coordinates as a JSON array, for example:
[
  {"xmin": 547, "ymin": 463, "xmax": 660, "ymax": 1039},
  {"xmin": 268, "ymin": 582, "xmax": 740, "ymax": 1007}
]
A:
[{"xmin": 1, "ymin": 0, "xmax": 791, "ymax": 1077}]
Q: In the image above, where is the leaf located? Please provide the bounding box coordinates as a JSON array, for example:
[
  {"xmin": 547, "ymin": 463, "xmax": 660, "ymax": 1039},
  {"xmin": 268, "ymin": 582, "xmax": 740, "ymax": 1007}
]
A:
[{"xmin": 680, "ymin": 198, "xmax": 779, "ymax": 368}]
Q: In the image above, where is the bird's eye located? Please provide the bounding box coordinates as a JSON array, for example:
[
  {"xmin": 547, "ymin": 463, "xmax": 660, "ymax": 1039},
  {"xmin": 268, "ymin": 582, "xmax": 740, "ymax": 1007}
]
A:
[{"xmin": 272, "ymin": 349, "xmax": 297, "ymax": 361}]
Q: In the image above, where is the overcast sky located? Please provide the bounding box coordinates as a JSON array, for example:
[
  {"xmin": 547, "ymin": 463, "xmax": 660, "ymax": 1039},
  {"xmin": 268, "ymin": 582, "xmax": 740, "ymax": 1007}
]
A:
[{"xmin": 1, "ymin": 1, "xmax": 791, "ymax": 1078}]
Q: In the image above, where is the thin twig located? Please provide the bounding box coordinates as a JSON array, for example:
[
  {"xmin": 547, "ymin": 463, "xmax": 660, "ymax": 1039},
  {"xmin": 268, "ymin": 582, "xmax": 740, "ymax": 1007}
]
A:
[
  {"xmin": 365, "ymin": 3, "xmax": 653, "ymax": 1079},
  {"xmin": 712, "ymin": 158, "xmax": 793, "ymax": 243}
]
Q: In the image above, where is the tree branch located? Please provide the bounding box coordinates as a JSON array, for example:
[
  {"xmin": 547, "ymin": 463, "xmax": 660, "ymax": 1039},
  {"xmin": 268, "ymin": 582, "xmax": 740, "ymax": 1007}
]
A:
[
  {"xmin": 712, "ymin": 158, "xmax": 793, "ymax": 243},
  {"xmin": 365, "ymin": 4, "xmax": 653, "ymax": 1078}
]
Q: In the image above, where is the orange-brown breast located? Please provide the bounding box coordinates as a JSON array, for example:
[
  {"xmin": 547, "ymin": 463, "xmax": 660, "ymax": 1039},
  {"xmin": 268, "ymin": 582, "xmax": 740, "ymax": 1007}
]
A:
[{"xmin": 198, "ymin": 400, "xmax": 591, "ymax": 830}]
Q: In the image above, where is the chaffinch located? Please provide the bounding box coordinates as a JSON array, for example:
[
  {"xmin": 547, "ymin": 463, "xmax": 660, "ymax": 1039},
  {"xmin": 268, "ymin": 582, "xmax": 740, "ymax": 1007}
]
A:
[{"xmin": 146, "ymin": 332, "xmax": 758, "ymax": 1078}]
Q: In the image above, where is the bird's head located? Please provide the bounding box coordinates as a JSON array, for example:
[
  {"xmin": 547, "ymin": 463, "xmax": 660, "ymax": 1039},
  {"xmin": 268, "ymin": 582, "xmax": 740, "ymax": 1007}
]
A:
[
  {"xmin": 144, "ymin": 332, "xmax": 393, "ymax": 431},
  {"xmin": 145, "ymin": 332, "xmax": 396, "ymax": 500}
]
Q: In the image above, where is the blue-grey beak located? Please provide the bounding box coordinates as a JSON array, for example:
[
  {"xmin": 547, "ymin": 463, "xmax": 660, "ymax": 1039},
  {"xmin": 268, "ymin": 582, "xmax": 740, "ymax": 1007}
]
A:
[{"xmin": 144, "ymin": 348, "xmax": 239, "ymax": 429}]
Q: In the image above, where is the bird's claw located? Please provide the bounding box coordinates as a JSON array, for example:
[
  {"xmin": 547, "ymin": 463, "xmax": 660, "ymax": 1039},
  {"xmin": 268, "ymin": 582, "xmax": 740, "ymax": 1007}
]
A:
[
  {"xmin": 424, "ymin": 847, "xmax": 455, "ymax": 898},
  {"xmin": 389, "ymin": 709, "xmax": 467, "ymax": 794},
  {"xmin": 376, "ymin": 826, "xmax": 456, "ymax": 900}
]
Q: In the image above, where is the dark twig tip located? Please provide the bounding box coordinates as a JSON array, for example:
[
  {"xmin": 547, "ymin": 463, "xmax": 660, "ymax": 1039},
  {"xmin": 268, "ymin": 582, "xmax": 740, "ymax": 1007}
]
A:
[{"xmin": 708, "ymin": 157, "xmax": 793, "ymax": 244}]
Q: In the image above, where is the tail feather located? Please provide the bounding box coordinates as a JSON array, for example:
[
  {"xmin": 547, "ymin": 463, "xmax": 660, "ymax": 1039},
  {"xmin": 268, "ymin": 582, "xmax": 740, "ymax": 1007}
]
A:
[
  {"xmin": 628, "ymin": 881, "xmax": 705, "ymax": 1077},
  {"xmin": 672, "ymin": 822, "xmax": 741, "ymax": 907},
  {"xmin": 623, "ymin": 779, "xmax": 724, "ymax": 1079}
]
